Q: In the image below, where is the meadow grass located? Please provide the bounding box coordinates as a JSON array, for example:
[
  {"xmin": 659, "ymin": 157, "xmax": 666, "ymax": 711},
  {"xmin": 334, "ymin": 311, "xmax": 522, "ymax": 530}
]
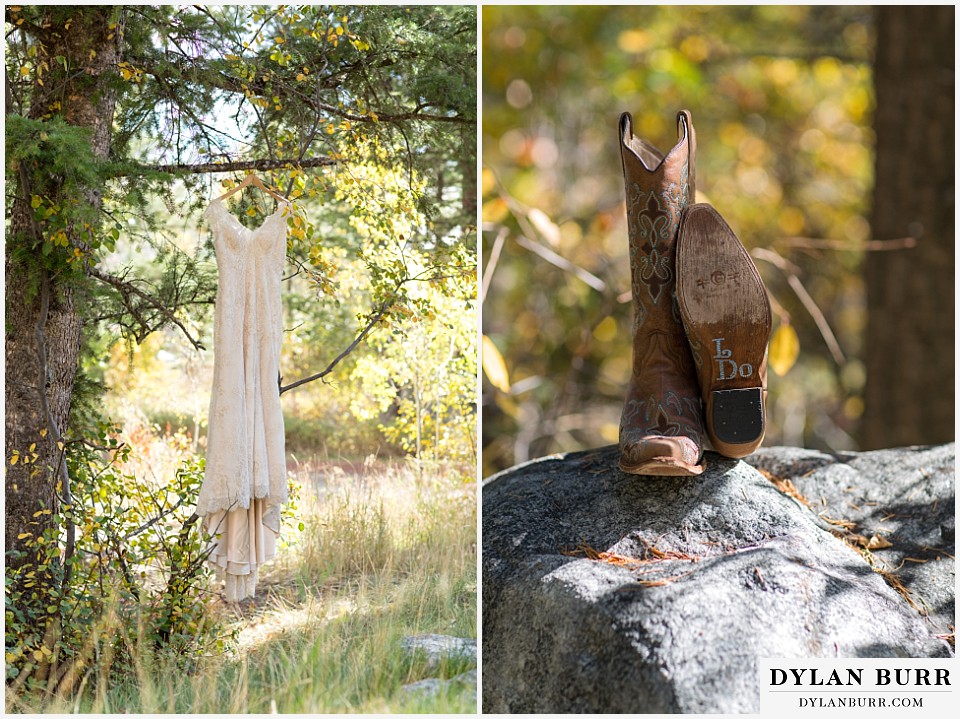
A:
[{"xmin": 7, "ymin": 459, "xmax": 477, "ymax": 714}]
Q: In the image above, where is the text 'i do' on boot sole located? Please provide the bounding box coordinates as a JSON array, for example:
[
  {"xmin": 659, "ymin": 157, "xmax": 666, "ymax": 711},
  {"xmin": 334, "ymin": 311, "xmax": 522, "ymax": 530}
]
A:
[{"xmin": 676, "ymin": 203, "xmax": 771, "ymax": 458}]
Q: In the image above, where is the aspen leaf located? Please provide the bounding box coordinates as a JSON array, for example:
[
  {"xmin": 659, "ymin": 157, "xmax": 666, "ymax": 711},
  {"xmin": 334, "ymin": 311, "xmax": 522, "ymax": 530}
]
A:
[
  {"xmin": 527, "ymin": 207, "xmax": 562, "ymax": 247},
  {"xmin": 768, "ymin": 322, "xmax": 799, "ymax": 376},
  {"xmin": 866, "ymin": 534, "xmax": 893, "ymax": 550},
  {"xmin": 481, "ymin": 335, "xmax": 511, "ymax": 393}
]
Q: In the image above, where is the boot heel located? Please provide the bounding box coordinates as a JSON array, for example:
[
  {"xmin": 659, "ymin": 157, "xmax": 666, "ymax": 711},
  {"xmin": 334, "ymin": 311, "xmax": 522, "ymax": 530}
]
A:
[{"xmin": 710, "ymin": 388, "xmax": 764, "ymax": 445}]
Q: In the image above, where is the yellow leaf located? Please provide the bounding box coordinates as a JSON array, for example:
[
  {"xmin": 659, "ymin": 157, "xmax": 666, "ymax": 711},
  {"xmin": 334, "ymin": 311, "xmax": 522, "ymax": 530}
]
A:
[
  {"xmin": 482, "ymin": 335, "xmax": 511, "ymax": 393},
  {"xmin": 17, "ymin": 533, "xmax": 31, "ymax": 540},
  {"xmin": 28, "ymin": 443, "xmax": 36, "ymax": 452},
  {"xmin": 527, "ymin": 207, "xmax": 562, "ymax": 247},
  {"xmin": 866, "ymin": 534, "xmax": 893, "ymax": 550},
  {"xmin": 39, "ymin": 428, "xmax": 47, "ymax": 437},
  {"xmin": 768, "ymin": 322, "xmax": 799, "ymax": 376},
  {"xmin": 120, "ymin": 67, "xmax": 131, "ymax": 80}
]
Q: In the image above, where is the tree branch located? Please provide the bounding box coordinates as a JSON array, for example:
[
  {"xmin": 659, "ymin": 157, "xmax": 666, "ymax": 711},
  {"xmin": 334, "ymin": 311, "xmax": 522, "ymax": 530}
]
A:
[
  {"xmin": 112, "ymin": 156, "xmax": 339, "ymax": 178},
  {"xmin": 279, "ymin": 302, "xmax": 389, "ymax": 395},
  {"xmin": 277, "ymin": 261, "xmax": 472, "ymax": 395},
  {"xmin": 88, "ymin": 266, "xmax": 206, "ymax": 351},
  {"xmin": 751, "ymin": 247, "xmax": 847, "ymax": 365}
]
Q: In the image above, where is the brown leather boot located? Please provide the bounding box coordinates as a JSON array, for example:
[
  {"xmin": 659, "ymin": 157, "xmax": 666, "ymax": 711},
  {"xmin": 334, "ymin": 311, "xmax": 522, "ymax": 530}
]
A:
[
  {"xmin": 617, "ymin": 110, "xmax": 705, "ymax": 476},
  {"xmin": 676, "ymin": 203, "xmax": 772, "ymax": 458}
]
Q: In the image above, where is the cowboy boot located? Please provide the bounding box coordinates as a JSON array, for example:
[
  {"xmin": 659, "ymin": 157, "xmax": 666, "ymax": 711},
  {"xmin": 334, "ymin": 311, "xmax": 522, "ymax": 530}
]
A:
[
  {"xmin": 676, "ymin": 203, "xmax": 772, "ymax": 458},
  {"xmin": 617, "ymin": 110, "xmax": 706, "ymax": 476}
]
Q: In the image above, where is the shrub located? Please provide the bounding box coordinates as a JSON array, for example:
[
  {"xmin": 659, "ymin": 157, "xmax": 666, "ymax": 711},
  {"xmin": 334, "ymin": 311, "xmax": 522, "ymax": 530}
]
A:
[{"xmin": 5, "ymin": 421, "xmax": 225, "ymax": 697}]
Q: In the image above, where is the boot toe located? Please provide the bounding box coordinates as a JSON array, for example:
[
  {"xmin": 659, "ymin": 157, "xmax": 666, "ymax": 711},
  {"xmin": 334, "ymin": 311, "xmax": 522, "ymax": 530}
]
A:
[{"xmin": 619, "ymin": 434, "xmax": 703, "ymax": 476}]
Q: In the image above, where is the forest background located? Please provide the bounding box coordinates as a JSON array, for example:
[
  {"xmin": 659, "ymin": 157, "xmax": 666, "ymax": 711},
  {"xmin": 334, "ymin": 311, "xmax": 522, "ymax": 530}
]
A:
[
  {"xmin": 481, "ymin": 5, "xmax": 953, "ymax": 476},
  {"xmin": 5, "ymin": 4, "xmax": 476, "ymax": 713}
]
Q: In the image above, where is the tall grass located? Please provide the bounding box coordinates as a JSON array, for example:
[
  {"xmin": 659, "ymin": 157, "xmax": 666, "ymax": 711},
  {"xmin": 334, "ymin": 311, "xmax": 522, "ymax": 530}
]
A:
[{"xmin": 7, "ymin": 459, "xmax": 476, "ymax": 714}]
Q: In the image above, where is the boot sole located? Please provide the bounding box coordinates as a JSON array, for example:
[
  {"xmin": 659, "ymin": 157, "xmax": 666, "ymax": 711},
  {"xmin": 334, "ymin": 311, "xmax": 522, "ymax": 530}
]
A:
[{"xmin": 676, "ymin": 204, "xmax": 771, "ymax": 453}]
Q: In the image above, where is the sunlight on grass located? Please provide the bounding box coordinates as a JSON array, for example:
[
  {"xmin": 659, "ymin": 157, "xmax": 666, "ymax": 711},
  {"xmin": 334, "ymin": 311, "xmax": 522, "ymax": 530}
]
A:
[{"xmin": 7, "ymin": 459, "xmax": 476, "ymax": 714}]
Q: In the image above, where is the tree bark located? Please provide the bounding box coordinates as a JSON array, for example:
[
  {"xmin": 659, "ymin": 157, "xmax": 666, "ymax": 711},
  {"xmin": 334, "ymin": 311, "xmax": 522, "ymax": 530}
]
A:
[
  {"xmin": 861, "ymin": 6, "xmax": 955, "ymax": 449},
  {"xmin": 5, "ymin": 7, "xmax": 122, "ymax": 587},
  {"xmin": 460, "ymin": 123, "xmax": 477, "ymax": 223}
]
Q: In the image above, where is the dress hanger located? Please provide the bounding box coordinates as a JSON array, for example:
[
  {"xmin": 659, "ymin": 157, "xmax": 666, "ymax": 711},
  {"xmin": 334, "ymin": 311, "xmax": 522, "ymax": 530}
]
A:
[{"xmin": 215, "ymin": 172, "xmax": 288, "ymax": 204}]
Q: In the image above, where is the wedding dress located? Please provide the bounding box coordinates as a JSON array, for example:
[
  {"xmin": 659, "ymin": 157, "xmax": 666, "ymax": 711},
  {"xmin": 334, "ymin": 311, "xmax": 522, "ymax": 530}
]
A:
[{"xmin": 196, "ymin": 198, "xmax": 290, "ymax": 601}]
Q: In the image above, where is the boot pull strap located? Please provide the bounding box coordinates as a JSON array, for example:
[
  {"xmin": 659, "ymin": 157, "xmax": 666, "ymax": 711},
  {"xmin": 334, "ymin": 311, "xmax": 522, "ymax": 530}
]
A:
[
  {"xmin": 677, "ymin": 110, "xmax": 696, "ymax": 197},
  {"xmin": 619, "ymin": 111, "xmax": 633, "ymax": 145}
]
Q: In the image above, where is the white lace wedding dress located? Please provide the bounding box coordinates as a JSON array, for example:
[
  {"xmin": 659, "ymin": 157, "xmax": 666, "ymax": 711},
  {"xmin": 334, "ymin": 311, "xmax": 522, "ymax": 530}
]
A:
[{"xmin": 196, "ymin": 198, "xmax": 290, "ymax": 601}]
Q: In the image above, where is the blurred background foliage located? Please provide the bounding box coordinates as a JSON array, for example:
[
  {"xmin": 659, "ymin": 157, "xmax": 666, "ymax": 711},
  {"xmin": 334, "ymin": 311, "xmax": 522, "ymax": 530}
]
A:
[{"xmin": 481, "ymin": 5, "xmax": 914, "ymax": 476}]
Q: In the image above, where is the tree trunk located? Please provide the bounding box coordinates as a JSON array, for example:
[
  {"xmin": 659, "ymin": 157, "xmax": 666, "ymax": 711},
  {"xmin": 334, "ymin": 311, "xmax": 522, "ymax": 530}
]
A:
[
  {"xmin": 460, "ymin": 123, "xmax": 477, "ymax": 223},
  {"xmin": 5, "ymin": 7, "xmax": 122, "ymax": 589},
  {"xmin": 861, "ymin": 6, "xmax": 955, "ymax": 449}
]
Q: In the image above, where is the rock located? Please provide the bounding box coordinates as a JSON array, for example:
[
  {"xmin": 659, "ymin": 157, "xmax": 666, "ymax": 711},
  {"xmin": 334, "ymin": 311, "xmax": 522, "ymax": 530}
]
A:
[
  {"xmin": 400, "ymin": 634, "xmax": 477, "ymax": 671},
  {"xmin": 401, "ymin": 670, "xmax": 477, "ymax": 701},
  {"xmin": 401, "ymin": 678, "xmax": 447, "ymax": 697},
  {"xmin": 482, "ymin": 445, "xmax": 953, "ymax": 714},
  {"xmin": 746, "ymin": 443, "xmax": 955, "ymax": 639}
]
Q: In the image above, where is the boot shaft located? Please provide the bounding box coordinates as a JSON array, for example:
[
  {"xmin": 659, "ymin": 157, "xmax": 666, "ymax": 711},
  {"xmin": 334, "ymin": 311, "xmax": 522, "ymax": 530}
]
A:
[{"xmin": 619, "ymin": 111, "xmax": 696, "ymax": 330}]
